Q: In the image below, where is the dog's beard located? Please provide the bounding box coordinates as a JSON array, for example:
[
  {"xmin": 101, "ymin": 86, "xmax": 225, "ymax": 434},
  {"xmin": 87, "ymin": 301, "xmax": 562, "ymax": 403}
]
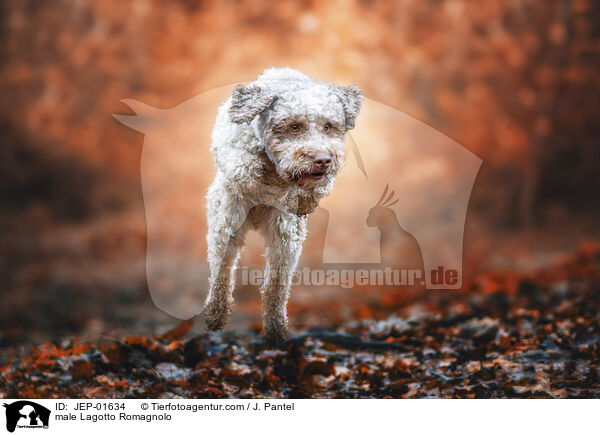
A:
[
  {"xmin": 268, "ymin": 155, "xmax": 331, "ymax": 189},
  {"xmin": 264, "ymin": 139, "xmax": 342, "ymax": 189},
  {"xmin": 288, "ymin": 166, "xmax": 334, "ymax": 188}
]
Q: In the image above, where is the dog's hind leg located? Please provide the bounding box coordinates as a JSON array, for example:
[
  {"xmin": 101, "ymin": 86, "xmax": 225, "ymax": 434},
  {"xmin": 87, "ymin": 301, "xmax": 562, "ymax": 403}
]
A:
[{"xmin": 260, "ymin": 211, "xmax": 308, "ymax": 344}]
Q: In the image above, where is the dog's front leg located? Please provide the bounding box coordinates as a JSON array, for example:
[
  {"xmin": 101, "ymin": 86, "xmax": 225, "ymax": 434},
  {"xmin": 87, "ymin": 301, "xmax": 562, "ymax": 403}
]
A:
[
  {"xmin": 205, "ymin": 232, "xmax": 241, "ymax": 331},
  {"xmin": 205, "ymin": 177, "xmax": 250, "ymax": 331},
  {"xmin": 260, "ymin": 211, "xmax": 308, "ymax": 344}
]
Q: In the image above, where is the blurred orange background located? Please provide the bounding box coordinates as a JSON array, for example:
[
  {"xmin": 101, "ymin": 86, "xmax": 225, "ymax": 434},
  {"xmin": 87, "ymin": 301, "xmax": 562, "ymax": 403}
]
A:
[{"xmin": 1, "ymin": 0, "xmax": 599, "ymax": 346}]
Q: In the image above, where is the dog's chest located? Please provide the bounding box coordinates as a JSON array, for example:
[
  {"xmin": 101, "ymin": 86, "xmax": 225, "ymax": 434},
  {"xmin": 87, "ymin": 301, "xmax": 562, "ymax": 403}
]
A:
[{"xmin": 247, "ymin": 205, "xmax": 272, "ymax": 229}]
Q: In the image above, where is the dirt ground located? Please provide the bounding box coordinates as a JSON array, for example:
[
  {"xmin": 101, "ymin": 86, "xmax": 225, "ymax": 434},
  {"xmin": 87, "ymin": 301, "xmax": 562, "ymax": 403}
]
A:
[{"xmin": 2, "ymin": 244, "xmax": 598, "ymax": 399}]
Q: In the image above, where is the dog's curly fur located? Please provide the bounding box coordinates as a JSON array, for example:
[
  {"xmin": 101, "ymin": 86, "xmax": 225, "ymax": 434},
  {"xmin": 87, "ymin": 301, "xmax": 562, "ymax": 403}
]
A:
[{"xmin": 205, "ymin": 67, "xmax": 363, "ymax": 344}]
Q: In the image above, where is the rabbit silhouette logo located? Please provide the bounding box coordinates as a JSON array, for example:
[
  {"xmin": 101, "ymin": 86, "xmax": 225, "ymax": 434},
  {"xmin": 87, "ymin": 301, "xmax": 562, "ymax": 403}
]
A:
[{"xmin": 3, "ymin": 401, "xmax": 50, "ymax": 432}]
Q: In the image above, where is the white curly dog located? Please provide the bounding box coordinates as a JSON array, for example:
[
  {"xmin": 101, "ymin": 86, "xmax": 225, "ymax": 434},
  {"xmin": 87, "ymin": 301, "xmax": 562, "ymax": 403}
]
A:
[{"xmin": 205, "ymin": 67, "xmax": 362, "ymax": 344}]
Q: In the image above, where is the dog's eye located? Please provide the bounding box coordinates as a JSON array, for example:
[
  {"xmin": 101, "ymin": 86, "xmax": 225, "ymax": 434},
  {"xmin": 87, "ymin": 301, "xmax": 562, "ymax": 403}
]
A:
[
  {"xmin": 289, "ymin": 124, "xmax": 300, "ymax": 133},
  {"xmin": 323, "ymin": 123, "xmax": 331, "ymax": 132}
]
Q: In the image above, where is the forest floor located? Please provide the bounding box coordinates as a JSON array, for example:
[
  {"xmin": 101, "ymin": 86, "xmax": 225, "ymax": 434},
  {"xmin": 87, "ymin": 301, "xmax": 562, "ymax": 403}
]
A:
[{"xmin": 1, "ymin": 245, "xmax": 599, "ymax": 398}]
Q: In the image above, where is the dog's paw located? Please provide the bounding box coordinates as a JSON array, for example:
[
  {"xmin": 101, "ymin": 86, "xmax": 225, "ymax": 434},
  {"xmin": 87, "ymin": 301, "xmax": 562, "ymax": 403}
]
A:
[
  {"xmin": 204, "ymin": 297, "xmax": 232, "ymax": 332},
  {"xmin": 205, "ymin": 314, "xmax": 227, "ymax": 331},
  {"xmin": 263, "ymin": 319, "xmax": 288, "ymax": 346},
  {"xmin": 264, "ymin": 331, "xmax": 287, "ymax": 347}
]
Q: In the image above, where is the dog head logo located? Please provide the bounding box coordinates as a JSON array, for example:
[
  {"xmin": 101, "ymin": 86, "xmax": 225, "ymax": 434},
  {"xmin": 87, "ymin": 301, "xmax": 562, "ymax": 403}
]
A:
[
  {"xmin": 114, "ymin": 81, "xmax": 481, "ymax": 319},
  {"xmin": 3, "ymin": 401, "xmax": 50, "ymax": 432}
]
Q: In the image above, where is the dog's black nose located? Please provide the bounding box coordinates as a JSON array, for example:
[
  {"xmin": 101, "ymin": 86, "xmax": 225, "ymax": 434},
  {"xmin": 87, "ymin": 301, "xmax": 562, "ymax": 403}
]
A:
[{"xmin": 314, "ymin": 155, "xmax": 332, "ymax": 170}]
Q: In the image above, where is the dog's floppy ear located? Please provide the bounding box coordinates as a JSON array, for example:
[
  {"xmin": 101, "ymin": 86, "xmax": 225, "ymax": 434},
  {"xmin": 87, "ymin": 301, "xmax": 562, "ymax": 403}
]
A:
[
  {"xmin": 229, "ymin": 84, "xmax": 278, "ymax": 124},
  {"xmin": 336, "ymin": 85, "xmax": 363, "ymax": 130}
]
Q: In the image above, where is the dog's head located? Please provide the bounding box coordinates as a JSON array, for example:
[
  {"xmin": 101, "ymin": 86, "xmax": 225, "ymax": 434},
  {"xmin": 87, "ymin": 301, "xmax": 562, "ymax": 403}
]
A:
[{"xmin": 228, "ymin": 68, "xmax": 363, "ymax": 189}]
